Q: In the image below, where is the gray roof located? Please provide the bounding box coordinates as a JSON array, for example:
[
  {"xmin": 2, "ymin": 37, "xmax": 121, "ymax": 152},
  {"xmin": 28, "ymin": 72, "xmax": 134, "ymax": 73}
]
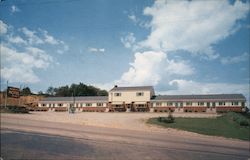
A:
[
  {"xmin": 152, "ymin": 94, "xmax": 246, "ymax": 101},
  {"xmin": 40, "ymin": 96, "xmax": 108, "ymax": 103},
  {"xmin": 110, "ymin": 86, "xmax": 154, "ymax": 92}
]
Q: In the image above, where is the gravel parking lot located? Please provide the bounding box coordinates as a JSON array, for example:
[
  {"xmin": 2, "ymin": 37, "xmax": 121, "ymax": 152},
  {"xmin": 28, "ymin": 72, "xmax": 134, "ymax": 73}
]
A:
[{"xmin": 1, "ymin": 112, "xmax": 219, "ymax": 133}]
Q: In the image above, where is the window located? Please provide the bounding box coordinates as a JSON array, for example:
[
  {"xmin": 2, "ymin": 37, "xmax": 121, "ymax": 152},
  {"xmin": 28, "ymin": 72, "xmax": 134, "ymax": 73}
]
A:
[
  {"xmin": 42, "ymin": 104, "xmax": 46, "ymax": 107},
  {"xmin": 167, "ymin": 102, "xmax": 173, "ymax": 106},
  {"xmin": 156, "ymin": 102, "xmax": 162, "ymax": 106},
  {"xmin": 138, "ymin": 104, "xmax": 145, "ymax": 107},
  {"xmin": 198, "ymin": 102, "xmax": 204, "ymax": 106},
  {"xmin": 219, "ymin": 102, "xmax": 225, "ymax": 106},
  {"xmin": 212, "ymin": 102, "xmax": 216, "ymax": 107},
  {"xmin": 58, "ymin": 103, "xmax": 63, "ymax": 107},
  {"xmin": 232, "ymin": 101, "xmax": 238, "ymax": 105},
  {"xmin": 175, "ymin": 103, "xmax": 178, "ymax": 107},
  {"xmin": 186, "ymin": 102, "xmax": 192, "ymax": 106},
  {"xmin": 241, "ymin": 102, "xmax": 245, "ymax": 107},
  {"xmin": 180, "ymin": 102, "xmax": 183, "ymax": 107},
  {"xmin": 136, "ymin": 92, "xmax": 144, "ymax": 96},
  {"xmin": 52, "ymin": 104, "xmax": 55, "ymax": 107},
  {"xmin": 86, "ymin": 103, "xmax": 92, "ymax": 107},
  {"xmin": 97, "ymin": 103, "xmax": 103, "ymax": 106},
  {"xmin": 114, "ymin": 93, "xmax": 121, "ymax": 96}
]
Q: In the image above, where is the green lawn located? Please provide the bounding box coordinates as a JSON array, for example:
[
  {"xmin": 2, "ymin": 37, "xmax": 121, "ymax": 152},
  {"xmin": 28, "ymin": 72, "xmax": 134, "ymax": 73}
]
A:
[{"xmin": 147, "ymin": 113, "xmax": 250, "ymax": 140}]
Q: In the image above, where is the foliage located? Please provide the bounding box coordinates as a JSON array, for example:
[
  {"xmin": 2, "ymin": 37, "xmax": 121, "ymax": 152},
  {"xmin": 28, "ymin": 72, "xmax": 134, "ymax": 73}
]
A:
[
  {"xmin": 226, "ymin": 112, "xmax": 249, "ymax": 126},
  {"xmin": 148, "ymin": 112, "xmax": 250, "ymax": 140},
  {"xmin": 158, "ymin": 111, "xmax": 175, "ymax": 123},
  {"xmin": 21, "ymin": 87, "xmax": 32, "ymax": 96},
  {"xmin": 46, "ymin": 83, "xmax": 108, "ymax": 97},
  {"xmin": 1, "ymin": 105, "xmax": 29, "ymax": 114}
]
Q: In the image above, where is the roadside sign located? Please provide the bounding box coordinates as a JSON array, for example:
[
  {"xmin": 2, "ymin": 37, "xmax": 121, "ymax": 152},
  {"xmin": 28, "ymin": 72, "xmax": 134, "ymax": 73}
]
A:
[{"xmin": 7, "ymin": 86, "xmax": 20, "ymax": 98}]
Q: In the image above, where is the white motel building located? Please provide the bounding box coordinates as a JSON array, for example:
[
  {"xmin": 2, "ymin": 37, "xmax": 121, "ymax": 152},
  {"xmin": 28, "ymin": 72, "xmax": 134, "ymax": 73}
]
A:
[{"xmin": 38, "ymin": 85, "xmax": 246, "ymax": 113}]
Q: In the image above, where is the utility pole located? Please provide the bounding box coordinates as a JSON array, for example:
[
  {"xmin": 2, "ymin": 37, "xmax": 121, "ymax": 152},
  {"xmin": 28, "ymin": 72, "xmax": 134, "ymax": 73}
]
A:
[
  {"xmin": 18, "ymin": 84, "xmax": 22, "ymax": 106},
  {"xmin": 4, "ymin": 80, "xmax": 8, "ymax": 108}
]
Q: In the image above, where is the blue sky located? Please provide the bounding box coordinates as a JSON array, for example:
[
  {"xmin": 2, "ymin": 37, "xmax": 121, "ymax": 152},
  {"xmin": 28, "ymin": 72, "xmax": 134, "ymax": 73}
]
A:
[{"xmin": 0, "ymin": 0, "xmax": 249, "ymax": 102}]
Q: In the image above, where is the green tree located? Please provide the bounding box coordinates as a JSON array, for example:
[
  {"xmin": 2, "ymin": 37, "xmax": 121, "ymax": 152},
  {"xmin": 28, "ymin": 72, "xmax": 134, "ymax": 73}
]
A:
[
  {"xmin": 46, "ymin": 86, "xmax": 55, "ymax": 96},
  {"xmin": 21, "ymin": 87, "xmax": 32, "ymax": 95}
]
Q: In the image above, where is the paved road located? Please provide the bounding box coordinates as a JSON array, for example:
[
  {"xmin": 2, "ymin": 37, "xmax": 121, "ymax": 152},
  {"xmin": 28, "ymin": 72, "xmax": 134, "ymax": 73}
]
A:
[{"xmin": 1, "ymin": 116, "xmax": 250, "ymax": 160}]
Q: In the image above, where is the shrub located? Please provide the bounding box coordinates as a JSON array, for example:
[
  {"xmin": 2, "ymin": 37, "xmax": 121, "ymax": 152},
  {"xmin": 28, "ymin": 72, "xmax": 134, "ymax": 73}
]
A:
[
  {"xmin": 2, "ymin": 105, "xmax": 29, "ymax": 113},
  {"xmin": 227, "ymin": 112, "xmax": 249, "ymax": 127},
  {"xmin": 239, "ymin": 120, "xmax": 249, "ymax": 126},
  {"xmin": 157, "ymin": 112, "xmax": 175, "ymax": 123}
]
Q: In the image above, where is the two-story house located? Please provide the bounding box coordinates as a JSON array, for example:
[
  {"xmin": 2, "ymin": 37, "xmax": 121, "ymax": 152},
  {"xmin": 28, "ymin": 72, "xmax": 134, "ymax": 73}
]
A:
[{"xmin": 108, "ymin": 85, "xmax": 155, "ymax": 112}]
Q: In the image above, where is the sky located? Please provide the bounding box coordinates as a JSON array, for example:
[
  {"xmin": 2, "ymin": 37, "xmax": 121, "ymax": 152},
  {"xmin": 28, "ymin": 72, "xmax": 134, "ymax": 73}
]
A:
[{"xmin": 0, "ymin": 0, "xmax": 249, "ymax": 103}]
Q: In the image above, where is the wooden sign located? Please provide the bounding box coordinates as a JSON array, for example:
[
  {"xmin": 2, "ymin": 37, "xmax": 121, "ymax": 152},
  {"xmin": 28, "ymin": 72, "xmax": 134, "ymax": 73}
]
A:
[{"xmin": 7, "ymin": 86, "xmax": 20, "ymax": 98}]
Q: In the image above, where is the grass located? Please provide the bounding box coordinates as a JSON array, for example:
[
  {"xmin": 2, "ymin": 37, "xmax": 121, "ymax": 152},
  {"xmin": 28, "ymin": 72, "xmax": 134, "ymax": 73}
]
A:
[{"xmin": 147, "ymin": 112, "xmax": 250, "ymax": 140}]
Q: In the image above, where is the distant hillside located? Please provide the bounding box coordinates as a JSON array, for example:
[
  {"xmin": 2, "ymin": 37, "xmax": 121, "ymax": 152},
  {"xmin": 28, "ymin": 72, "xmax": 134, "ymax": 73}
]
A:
[{"xmin": 0, "ymin": 92, "xmax": 43, "ymax": 107}]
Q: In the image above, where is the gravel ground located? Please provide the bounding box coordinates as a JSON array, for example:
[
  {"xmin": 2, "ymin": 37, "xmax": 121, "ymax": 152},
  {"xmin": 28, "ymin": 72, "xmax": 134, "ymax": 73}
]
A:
[{"xmin": 1, "ymin": 112, "xmax": 219, "ymax": 133}]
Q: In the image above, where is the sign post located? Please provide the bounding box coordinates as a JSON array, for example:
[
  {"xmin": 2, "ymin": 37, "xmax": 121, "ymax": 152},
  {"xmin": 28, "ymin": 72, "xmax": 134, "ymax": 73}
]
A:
[{"xmin": 4, "ymin": 81, "xmax": 8, "ymax": 108}]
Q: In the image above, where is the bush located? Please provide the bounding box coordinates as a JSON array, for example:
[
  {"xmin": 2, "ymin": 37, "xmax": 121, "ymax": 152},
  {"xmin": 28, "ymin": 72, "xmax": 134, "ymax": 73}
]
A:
[
  {"xmin": 239, "ymin": 120, "xmax": 249, "ymax": 126},
  {"xmin": 227, "ymin": 112, "xmax": 249, "ymax": 127},
  {"xmin": 1, "ymin": 105, "xmax": 29, "ymax": 113},
  {"xmin": 157, "ymin": 112, "xmax": 175, "ymax": 123}
]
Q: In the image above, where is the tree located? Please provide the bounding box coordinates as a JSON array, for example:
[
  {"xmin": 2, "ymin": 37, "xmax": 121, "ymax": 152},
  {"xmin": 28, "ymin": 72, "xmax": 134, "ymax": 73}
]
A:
[
  {"xmin": 47, "ymin": 83, "xmax": 108, "ymax": 97},
  {"xmin": 46, "ymin": 86, "xmax": 55, "ymax": 96},
  {"xmin": 21, "ymin": 87, "xmax": 32, "ymax": 95},
  {"xmin": 97, "ymin": 90, "xmax": 108, "ymax": 96}
]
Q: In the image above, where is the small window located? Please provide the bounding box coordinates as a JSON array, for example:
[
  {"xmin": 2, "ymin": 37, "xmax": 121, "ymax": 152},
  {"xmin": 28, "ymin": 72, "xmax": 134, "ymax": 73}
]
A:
[
  {"xmin": 180, "ymin": 102, "xmax": 183, "ymax": 107},
  {"xmin": 58, "ymin": 103, "xmax": 63, "ymax": 107},
  {"xmin": 97, "ymin": 103, "xmax": 103, "ymax": 106},
  {"xmin": 114, "ymin": 93, "xmax": 121, "ymax": 96},
  {"xmin": 241, "ymin": 102, "xmax": 245, "ymax": 107},
  {"xmin": 186, "ymin": 102, "xmax": 192, "ymax": 106},
  {"xmin": 42, "ymin": 104, "xmax": 46, "ymax": 107},
  {"xmin": 136, "ymin": 92, "xmax": 144, "ymax": 96},
  {"xmin": 86, "ymin": 103, "xmax": 92, "ymax": 107},
  {"xmin": 232, "ymin": 101, "xmax": 238, "ymax": 105},
  {"xmin": 52, "ymin": 104, "xmax": 55, "ymax": 107},
  {"xmin": 156, "ymin": 102, "xmax": 162, "ymax": 106},
  {"xmin": 198, "ymin": 102, "xmax": 204, "ymax": 106},
  {"xmin": 219, "ymin": 102, "xmax": 225, "ymax": 106},
  {"xmin": 175, "ymin": 102, "xmax": 178, "ymax": 107},
  {"xmin": 167, "ymin": 102, "xmax": 173, "ymax": 106}
]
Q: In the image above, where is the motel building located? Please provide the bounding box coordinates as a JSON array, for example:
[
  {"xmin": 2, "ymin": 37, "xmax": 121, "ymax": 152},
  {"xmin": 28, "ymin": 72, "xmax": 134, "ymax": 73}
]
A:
[{"xmin": 38, "ymin": 85, "xmax": 246, "ymax": 113}]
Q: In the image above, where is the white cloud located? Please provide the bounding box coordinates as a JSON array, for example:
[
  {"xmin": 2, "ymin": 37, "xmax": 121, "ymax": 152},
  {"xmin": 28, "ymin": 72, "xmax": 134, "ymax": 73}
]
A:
[
  {"xmin": 98, "ymin": 50, "xmax": 194, "ymax": 87},
  {"xmin": 21, "ymin": 27, "xmax": 44, "ymax": 45},
  {"xmin": 2, "ymin": 67, "xmax": 39, "ymax": 83},
  {"xmin": 0, "ymin": 20, "xmax": 8, "ymax": 34},
  {"xmin": 139, "ymin": 0, "xmax": 249, "ymax": 59},
  {"xmin": 1, "ymin": 23, "xmax": 69, "ymax": 84},
  {"xmin": 11, "ymin": 5, "xmax": 20, "ymax": 13},
  {"xmin": 7, "ymin": 35, "xmax": 27, "ymax": 44},
  {"xmin": 165, "ymin": 59, "xmax": 194, "ymax": 76},
  {"xmin": 128, "ymin": 14, "xmax": 137, "ymax": 23},
  {"xmin": 121, "ymin": 32, "xmax": 136, "ymax": 49},
  {"xmin": 1, "ymin": 44, "xmax": 53, "ymax": 83},
  {"xmin": 221, "ymin": 52, "xmax": 249, "ymax": 64},
  {"xmin": 117, "ymin": 51, "xmax": 166, "ymax": 86},
  {"xmin": 43, "ymin": 30, "xmax": 60, "ymax": 45},
  {"xmin": 88, "ymin": 47, "xmax": 105, "ymax": 53}
]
